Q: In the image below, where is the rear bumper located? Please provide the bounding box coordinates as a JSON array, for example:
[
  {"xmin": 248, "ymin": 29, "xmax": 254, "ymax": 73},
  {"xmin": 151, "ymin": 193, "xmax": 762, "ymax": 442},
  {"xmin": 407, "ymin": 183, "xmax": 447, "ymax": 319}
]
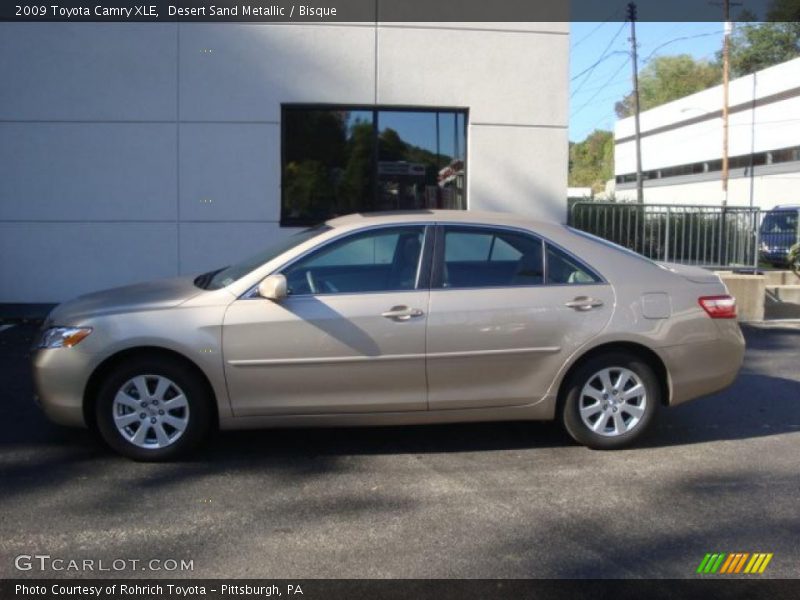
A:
[
  {"xmin": 658, "ymin": 321, "xmax": 745, "ymax": 406},
  {"xmin": 31, "ymin": 348, "xmax": 91, "ymax": 428}
]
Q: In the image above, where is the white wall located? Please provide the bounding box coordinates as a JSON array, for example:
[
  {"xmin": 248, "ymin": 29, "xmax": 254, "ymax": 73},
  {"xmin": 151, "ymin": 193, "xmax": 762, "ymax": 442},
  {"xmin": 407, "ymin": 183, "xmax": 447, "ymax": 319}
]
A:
[
  {"xmin": 0, "ymin": 22, "xmax": 568, "ymax": 303},
  {"xmin": 614, "ymin": 57, "xmax": 800, "ymax": 209}
]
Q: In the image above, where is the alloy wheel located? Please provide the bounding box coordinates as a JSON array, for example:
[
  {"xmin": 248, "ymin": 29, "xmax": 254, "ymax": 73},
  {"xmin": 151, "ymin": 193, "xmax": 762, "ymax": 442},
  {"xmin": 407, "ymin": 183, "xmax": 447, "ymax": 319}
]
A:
[
  {"xmin": 578, "ymin": 367, "xmax": 647, "ymax": 437},
  {"xmin": 112, "ymin": 375, "xmax": 190, "ymax": 449}
]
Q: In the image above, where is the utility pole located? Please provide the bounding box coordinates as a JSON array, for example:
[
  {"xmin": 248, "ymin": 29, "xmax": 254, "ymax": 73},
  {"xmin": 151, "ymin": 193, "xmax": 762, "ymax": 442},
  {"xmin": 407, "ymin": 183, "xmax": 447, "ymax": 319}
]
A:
[
  {"xmin": 628, "ymin": 2, "xmax": 644, "ymax": 203},
  {"xmin": 721, "ymin": 0, "xmax": 732, "ymax": 206}
]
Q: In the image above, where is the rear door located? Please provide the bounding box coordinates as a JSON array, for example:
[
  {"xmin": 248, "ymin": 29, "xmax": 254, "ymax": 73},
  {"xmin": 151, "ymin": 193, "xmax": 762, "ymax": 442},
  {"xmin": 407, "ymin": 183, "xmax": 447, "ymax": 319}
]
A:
[{"xmin": 425, "ymin": 224, "xmax": 614, "ymax": 410}]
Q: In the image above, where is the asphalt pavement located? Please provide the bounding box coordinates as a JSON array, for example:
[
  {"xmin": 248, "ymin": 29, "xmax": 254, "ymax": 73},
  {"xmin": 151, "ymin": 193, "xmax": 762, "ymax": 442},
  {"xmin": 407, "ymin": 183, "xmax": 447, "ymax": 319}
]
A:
[{"xmin": 1, "ymin": 322, "xmax": 799, "ymax": 579}]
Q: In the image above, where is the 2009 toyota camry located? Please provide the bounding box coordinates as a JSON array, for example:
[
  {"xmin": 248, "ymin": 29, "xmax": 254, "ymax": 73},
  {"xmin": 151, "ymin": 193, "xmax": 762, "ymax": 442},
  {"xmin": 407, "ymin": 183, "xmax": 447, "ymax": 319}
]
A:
[{"xmin": 32, "ymin": 210, "xmax": 745, "ymax": 460}]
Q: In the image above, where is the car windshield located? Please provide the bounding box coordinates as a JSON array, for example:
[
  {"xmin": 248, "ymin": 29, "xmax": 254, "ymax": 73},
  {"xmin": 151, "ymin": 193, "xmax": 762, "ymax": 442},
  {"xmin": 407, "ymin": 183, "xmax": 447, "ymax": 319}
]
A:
[
  {"xmin": 200, "ymin": 225, "xmax": 331, "ymax": 290},
  {"xmin": 761, "ymin": 211, "xmax": 798, "ymax": 233}
]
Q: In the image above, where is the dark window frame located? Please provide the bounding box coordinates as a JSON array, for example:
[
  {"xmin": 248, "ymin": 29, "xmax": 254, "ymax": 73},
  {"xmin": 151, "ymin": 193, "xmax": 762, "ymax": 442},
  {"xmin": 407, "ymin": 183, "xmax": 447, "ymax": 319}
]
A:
[{"xmin": 280, "ymin": 104, "xmax": 469, "ymax": 228}]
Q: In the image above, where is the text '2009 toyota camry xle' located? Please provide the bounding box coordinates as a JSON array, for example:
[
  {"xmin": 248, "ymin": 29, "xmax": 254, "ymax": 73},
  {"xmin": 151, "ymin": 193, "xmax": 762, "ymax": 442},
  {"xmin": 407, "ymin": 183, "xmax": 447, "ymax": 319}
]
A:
[{"xmin": 32, "ymin": 210, "xmax": 745, "ymax": 460}]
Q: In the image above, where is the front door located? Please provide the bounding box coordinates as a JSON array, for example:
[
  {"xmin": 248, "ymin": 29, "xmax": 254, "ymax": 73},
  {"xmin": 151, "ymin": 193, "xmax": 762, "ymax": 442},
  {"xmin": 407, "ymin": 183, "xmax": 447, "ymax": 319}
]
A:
[{"xmin": 222, "ymin": 224, "xmax": 431, "ymax": 416}]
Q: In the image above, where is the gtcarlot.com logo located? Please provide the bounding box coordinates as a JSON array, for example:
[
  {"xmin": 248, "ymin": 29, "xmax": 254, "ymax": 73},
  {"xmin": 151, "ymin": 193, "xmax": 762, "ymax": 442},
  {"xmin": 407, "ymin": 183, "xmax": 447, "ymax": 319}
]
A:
[
  {"xmin": 697, "ymin": 552, "xmax": 773, "ymax": 574},
  {"xmin": 14, "ymin": 554, "xmax": 194, "ymax": 572}
]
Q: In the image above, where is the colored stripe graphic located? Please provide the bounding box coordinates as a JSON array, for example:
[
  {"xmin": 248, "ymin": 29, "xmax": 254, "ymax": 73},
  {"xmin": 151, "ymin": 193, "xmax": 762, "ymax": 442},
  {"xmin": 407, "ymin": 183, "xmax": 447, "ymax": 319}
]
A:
[
  {"xmin": 704, "ymin": 553, "xmax": 726, "ymax": 573},
  {"xmin": 734, "ymin": 553, "xmax": 749, "ymax": 573},
  {"xmin": 699, "ymin": 552, "xmax": 773, "ymax": 574},
  {"xmin": 697, "ymin": 554, "xmax": 713, "ymax": 573}
]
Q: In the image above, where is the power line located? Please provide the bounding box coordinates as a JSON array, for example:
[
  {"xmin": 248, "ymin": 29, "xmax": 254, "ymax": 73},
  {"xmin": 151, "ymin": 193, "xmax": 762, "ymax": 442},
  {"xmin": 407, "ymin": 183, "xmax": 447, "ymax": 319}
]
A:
[
  {"xmin": 640, "ymin": 31, "xmax": 724, "ymax": 66},
  {"xmin": 571, "ymin": 51, "xmax": 629, "ymax": 95},
  {"xmin": 571, "ymin": 55, "xmax": 631, "ymax": 118},
  {"xmin": 572, "ymin": 77, "xmax": 631, "ymax": 97},
  {"xmin": 570, "ymin": 20, "xmax": 628, "ymax": 100},
  {"xmin": 571, "ymin": 6, "xmax": 626, "ymax": 50}
]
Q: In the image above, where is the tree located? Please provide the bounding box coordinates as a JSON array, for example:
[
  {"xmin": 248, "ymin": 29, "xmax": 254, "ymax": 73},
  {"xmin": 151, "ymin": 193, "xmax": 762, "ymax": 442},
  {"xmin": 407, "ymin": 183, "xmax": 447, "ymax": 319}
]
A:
[
  {"xmin": 615, "ymin": 55, "xmax": 721, "ymax": 118},
  {"xmin": 726, "ymin": 21, "xmax": 800, "ymax": 77},
  {"xmin": 569, "ymin": 129, "xmax": 614, "ymax": 193},
  {"xmin": 790, "ymin": 242, "xmax": 800, "ymax": 280},
  {"xmin": 764, "ymin": 0, "xmax": 800, "ymax": 22}
]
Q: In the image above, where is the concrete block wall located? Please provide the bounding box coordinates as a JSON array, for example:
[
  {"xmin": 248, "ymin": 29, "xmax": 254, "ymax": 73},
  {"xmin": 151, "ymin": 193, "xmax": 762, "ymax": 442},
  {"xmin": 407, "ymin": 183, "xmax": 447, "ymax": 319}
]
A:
[{"xmin": 0, "ymin": 22, "xmax": 568, "ymax": 302}]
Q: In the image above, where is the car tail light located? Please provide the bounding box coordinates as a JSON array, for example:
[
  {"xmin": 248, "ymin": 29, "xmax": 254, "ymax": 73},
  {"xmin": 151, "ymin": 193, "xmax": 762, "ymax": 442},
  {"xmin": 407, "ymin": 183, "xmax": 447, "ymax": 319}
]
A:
[{"xmin": 698, "ymin": 295, "xmax": 737, "ymax": 319}]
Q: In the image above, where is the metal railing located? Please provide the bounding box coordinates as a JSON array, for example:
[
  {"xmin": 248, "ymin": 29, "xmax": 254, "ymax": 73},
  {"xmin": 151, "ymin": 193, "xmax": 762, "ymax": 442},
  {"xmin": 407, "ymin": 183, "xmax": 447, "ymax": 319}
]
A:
[{"xmin": 569, "ymin": 203, "xmax": 762, "ymax": 268}]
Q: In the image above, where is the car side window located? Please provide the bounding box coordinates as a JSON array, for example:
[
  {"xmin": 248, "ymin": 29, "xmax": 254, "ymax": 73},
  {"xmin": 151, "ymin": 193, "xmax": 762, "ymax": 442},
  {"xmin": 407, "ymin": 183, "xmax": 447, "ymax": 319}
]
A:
[
  {"xmin": 282, "ymin": 226, "xmax": 426, "ymax": 295},
  {"xmin": 439, "ymin": 227, "xmax": 544, "ymax": 288},
  {"xmin": 546, "ymin": 243, "xmax": 601, "ymax": 285}
]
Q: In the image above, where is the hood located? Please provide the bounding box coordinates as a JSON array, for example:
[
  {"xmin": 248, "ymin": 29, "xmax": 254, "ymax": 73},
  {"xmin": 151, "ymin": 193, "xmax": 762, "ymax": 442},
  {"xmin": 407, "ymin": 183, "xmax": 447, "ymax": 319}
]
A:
[
  {"xmin": 657, "ymin": 262, "xmax": 723, "ymax": 284},
  {"xmin": 47, "ymin": 275, "xmax": 204, "ymax": 324}
]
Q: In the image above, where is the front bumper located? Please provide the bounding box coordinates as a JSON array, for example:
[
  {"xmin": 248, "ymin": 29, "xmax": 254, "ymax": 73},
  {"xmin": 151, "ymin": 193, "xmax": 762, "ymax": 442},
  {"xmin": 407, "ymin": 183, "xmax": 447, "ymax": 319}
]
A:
[{"xmin": 31, "ymin": 347, "xmax": 93, "ymax": 427}]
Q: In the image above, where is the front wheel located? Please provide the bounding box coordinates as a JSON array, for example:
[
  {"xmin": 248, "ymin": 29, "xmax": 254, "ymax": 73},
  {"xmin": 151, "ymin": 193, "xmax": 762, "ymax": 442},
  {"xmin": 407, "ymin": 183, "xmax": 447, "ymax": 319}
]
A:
[
  {"xmin": 562, "ymin": 352, "xmax": 659, "ymax": 450},
  {"xmin": 95, "ymin": 357, "xmax": 212, "ymax": 461}
]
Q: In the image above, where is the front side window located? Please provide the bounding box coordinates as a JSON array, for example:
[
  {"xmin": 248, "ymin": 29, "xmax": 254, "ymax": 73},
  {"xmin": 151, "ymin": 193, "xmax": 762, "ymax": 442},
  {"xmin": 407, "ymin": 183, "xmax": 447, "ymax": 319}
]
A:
[
  {"xmin": 282, "ymin": 106, "xmax": 467, "ymax": 226},
  {"xmin": 438, "ymin": 227, "xmax": 544, "ymax": 289},
  {"xmin": 282, "ymin": 226, "xmax": 426, "ymax": 295}
]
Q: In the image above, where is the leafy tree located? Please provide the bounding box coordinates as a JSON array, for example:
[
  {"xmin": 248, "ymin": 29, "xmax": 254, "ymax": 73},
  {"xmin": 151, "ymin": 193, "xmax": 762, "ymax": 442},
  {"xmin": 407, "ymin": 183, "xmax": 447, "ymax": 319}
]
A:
[
  {"xmin": 337, "ymin": 122, "xmax": 374, "ymax": 214},
  {"xmin": 789, "ymin": 242, "xmax": 800, "ymax": 280},
  {"xmin": 569, "ymin": 129, "xmax": 614, "ymax": 193},
  {"xmin": 615, "ymin": 55, "xmax": 721, "ymax": 118},
  {"xmin": 764, "ymin": 0, "xmax": 800, "ymax": 21},
  {"xmin": 726, "ymin": 21, "xmax": 800, "ymax": 77}
]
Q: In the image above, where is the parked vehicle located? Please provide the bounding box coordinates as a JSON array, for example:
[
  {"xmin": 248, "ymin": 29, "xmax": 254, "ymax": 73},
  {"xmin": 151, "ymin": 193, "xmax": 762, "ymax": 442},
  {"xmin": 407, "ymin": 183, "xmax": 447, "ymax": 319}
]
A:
[
  {"xmin": 760, "ymin": 205, "xmax": 800, "ymax": 267},
  {"xmin": 32, "ymin": 210, "xmax": 745, "ymax": 460}
]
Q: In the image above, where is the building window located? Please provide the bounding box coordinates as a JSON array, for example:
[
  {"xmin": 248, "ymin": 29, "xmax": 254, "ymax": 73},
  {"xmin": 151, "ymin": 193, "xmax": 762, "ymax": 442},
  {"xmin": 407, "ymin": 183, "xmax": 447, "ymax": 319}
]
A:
[
  {"xmin": 615, "ymin": 144, "xmax": 800, "ymax": 185},
  {"xmin": 281, "ymin": 105, "xmax": 468, "ymax": 227}
]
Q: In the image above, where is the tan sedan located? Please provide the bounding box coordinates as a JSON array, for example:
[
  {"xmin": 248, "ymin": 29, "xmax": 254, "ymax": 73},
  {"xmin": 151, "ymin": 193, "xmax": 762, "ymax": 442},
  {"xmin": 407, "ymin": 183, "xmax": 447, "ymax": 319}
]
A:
[{"xmin": 32, "ymin": 211, "xmax": 745, "ymax": 460}]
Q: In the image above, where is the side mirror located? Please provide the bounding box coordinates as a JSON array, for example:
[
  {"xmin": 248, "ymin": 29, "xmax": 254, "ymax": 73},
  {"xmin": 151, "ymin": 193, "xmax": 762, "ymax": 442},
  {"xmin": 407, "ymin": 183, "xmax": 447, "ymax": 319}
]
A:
[{"xmin": 257, "ymin": 274, "xmax": 288, "ymax": 301}]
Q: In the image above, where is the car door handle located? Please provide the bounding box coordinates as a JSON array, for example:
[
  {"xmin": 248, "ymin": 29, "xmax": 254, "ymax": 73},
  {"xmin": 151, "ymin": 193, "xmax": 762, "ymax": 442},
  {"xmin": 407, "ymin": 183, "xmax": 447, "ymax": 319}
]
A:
[
  {"xmin": 381, "ymin": 306, "xmax": 424, "ymax": 320},
  {"xmin": 565, "ymin": 296, "xmax": 604, "ymax": 311}
]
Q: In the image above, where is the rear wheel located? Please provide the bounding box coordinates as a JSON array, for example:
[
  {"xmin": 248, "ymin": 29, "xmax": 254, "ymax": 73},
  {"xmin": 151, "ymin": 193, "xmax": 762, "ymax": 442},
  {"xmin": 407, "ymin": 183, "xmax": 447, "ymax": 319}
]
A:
[
  {"xmin": 562, "ymin": 352, "xmax": 659, "ymax": 450},
  {"xmin": 95, "ymin": 356, "xmax": 212, "ymax": 461}
]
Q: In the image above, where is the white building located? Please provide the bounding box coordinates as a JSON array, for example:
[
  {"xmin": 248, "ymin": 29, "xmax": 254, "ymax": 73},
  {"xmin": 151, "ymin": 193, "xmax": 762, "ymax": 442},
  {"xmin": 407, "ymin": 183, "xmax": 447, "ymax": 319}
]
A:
[
  {"xmin": 0, "ymin": 22, "xmax": 569, "ymax": 303},
  {"xmin": 614, "ymin": 56, "xmax": 800, "ymax": 208}
]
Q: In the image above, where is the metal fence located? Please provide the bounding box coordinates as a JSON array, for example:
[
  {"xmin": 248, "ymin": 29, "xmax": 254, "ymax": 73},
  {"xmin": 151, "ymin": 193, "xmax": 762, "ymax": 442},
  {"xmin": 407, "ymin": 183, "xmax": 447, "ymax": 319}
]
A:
[{"xmin": 568, "ymin": 203, "xmax": 766, "ymax": 269}]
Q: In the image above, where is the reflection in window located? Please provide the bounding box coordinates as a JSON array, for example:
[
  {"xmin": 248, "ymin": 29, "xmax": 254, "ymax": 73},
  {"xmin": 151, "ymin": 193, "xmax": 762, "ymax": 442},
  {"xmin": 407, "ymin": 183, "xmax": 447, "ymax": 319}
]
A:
[{"xmin": 282, "ymin": 106, "xmax": 467, "ymax": 226}]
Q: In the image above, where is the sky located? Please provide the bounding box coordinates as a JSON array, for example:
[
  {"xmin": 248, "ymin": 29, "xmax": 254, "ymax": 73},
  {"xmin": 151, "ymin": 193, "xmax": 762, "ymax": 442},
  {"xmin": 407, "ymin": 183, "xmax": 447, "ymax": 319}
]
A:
[{"xmin": 569, "ymin": 21, "xmax": 727, "ymax": 142}]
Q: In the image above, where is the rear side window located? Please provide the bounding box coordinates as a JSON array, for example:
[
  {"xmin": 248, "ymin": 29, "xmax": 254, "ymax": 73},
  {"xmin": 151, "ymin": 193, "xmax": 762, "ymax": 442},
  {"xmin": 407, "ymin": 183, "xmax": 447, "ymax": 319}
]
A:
[
  {"xmin": 438, "ymin": 227, "xmax": 544, "ymax": 288},
  {"xmin": 546, "ymin": 244, "xmax": 602, "ymax": 285}
]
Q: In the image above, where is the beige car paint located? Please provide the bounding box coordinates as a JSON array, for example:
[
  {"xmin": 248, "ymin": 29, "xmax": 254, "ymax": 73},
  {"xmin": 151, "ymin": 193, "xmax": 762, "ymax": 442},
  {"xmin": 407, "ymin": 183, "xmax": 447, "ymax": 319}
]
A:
[{"xmin": 32, "ymin": 210, "xmax": 745, "ymax": 433}]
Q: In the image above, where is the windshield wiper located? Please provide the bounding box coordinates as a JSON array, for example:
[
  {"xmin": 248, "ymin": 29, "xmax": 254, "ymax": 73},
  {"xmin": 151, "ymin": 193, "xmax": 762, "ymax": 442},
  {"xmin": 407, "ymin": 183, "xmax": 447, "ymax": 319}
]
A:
[{"xmin": 193, "ymin": 268, "xmax": 225, "ymax": 290}]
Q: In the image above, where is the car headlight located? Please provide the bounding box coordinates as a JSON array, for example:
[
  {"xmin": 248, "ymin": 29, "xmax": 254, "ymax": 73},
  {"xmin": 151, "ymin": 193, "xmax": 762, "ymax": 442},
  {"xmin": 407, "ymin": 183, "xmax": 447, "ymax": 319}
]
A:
[{"xmin": 37, "ymin": 327, "xmax": 93, "ymax": 349}]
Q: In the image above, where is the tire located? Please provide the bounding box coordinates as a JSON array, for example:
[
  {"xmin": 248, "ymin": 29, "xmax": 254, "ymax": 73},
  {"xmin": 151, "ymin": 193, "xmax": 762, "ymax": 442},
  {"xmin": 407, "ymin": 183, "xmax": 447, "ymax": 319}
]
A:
[
  {"xmin": 562, "ymin": 352, "xmax": 659, "ymax": 450},
  {"xmin": 95, "ymin": 356, "xmax": 212, "ymax": 461}
]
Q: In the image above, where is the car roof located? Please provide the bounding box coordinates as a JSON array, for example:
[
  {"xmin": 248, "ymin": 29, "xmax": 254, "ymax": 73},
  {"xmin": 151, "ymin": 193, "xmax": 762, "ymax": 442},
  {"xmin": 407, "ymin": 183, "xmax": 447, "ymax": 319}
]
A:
[{"xmin": 326, "ymin": 210, "xmax": 566, "ymax": 235}]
